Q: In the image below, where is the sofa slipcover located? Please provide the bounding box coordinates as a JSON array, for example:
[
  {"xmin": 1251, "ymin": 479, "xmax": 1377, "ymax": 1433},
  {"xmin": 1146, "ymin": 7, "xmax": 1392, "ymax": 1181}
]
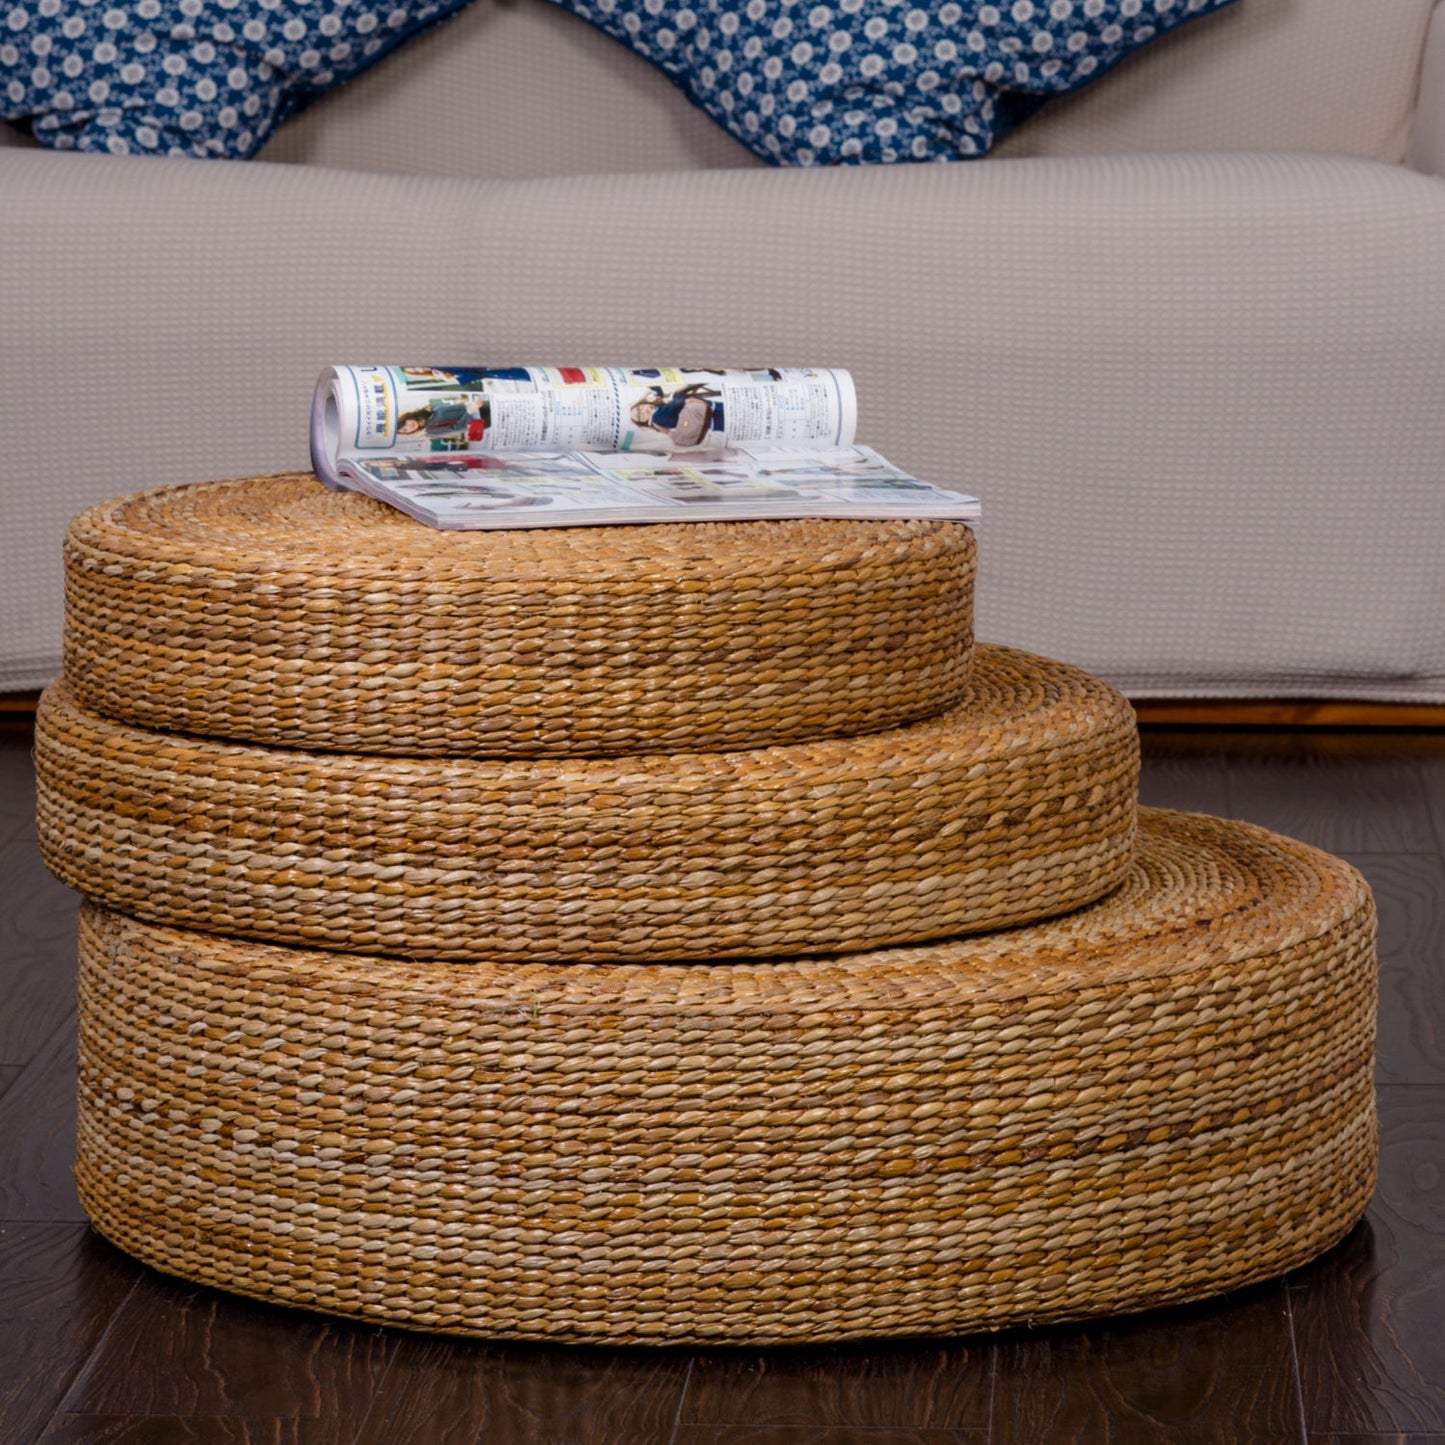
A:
[{"xmin": 1, "ymin": 0, "xmax": 1442, "ymax": 701}]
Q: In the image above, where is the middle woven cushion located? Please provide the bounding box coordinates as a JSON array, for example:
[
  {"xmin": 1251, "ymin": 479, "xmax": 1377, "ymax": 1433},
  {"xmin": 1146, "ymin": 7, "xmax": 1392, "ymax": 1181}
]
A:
[{"xmin": 36, "ymin": 644, "xmax": 1137, "ymax": 964}]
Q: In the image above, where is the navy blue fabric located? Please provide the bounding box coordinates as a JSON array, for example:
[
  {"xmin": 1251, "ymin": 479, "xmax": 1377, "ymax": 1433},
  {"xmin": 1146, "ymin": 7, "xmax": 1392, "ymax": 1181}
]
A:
[
  {"xmin": 1, "ymin": 0, "xmax": 471, "ymax": 158},
  {"xmin": 548, "ymin": 0, "xmax": 1239, "ymax": 163},
  {"xmin": 1, "ymin": 0, "xmax": 1236, "ymax": 163}
]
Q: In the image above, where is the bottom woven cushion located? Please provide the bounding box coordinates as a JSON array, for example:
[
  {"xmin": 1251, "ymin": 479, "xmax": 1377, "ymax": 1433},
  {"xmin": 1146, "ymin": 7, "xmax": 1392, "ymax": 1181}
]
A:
[
  {"xmin": 75, "ymin": 809, "xmax": 1377, "ymax": 1346},
  {"xmin": 38, "ymin": 643, "xmax": 1138, "ymax": 963}
]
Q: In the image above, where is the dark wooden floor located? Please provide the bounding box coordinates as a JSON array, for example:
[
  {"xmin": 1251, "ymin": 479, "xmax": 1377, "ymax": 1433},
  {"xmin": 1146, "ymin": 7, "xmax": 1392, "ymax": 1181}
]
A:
[{"xmin": 2, "ymin": 721, "xmax": 1443, "ymax": 1445}]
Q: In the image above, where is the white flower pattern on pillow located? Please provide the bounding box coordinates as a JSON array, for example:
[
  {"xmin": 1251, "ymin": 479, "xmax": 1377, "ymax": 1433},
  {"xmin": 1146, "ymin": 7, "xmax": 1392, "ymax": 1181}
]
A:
[
  {"xmin": 1, "ymin": 0, "xmax": 1235, "ymax": 162},
  {"xmin": 548, "ymin": 0, "xmax": 1237, "ymax": 163},
  {"xmin": 1, "ymin": 0, "xmax": 470, "ymax": 157}
]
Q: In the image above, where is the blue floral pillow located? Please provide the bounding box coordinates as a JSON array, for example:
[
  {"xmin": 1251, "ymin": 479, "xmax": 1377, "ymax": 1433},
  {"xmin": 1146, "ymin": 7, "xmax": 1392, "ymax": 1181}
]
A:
[
  {"xmin": 1, "ymin": 0, "xmax": 472, "ymax": 158},
  {"xmin": 548, "ymin": 0, "xmax": 1239, "ymax": 164}
]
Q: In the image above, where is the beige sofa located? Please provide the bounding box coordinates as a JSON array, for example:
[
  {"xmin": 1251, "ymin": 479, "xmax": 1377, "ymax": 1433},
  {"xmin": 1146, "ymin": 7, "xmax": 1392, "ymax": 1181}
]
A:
[{"xmin": 3, "ymin": 0, "xmax": 1443, "ymax": 701}]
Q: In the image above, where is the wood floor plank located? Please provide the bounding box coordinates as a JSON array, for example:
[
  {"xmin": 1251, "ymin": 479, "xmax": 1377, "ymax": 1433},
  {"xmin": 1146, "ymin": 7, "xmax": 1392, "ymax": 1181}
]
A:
[
  {"xmin": 60, "ymin": 1271, "xmax": 395, "ymax": 1423},
  {"xmin": 0, "ymin": 735, "xmax": 37, "ymax": 846},
  {"xmin": 674, "ymin": 1429, "xmax": 986, "ymax": 1444},
  {"xmin": 0, "ymin": 1015, "xmax": 84, "ymax": 1223},
  {"xmin": 37, "ymin": 1416, "xmax": 363, "ymax": 1444},
  {"xmin": 990, "ymin": 1282, "xmax": 1303, "ymax": 1445},
  {"xmin": 1309, "ymin": 1435, "xmax": 1445, "ymax": 1444},
  {"xmin": 1216, "ymin": 736, "xmax": 1439, "ymax": 855},
  {"xmin": 1289, "ymin": 1087, "xmax": 1445, "ymax": 1435},
  {"xmin": 1134, "ymin": 733, "xmax": 1230, "ymax": 818},
  {"xmin": 679, "ymin": 1342, "xmax": 992, "ymax": 1431},
  {"xmin": 353, "ymin": 1337, "xmax": 691, "ymax": 1445},
  {"xmin": 0, "ymin": 828, "xmax": 81, "ymax": 1066},
  {"xmin": 1342, "ymin": 854, "xmax": 1445, "ymax": 1085},
  {"xmin": 1421, "ymin": 760, "xmax": 1445, "ymax": 856},
  {"xmin": 0, "ymin": 1223, "xmax": 140, "ymax": 1445}
]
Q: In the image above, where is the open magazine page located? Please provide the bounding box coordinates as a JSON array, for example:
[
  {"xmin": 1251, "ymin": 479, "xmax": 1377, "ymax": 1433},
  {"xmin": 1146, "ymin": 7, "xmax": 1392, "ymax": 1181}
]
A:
[
  {"xmin": 311, "ymin": 364, "xmax": 859, "ymax": 487},
  {"xmin": 336, "ymin": 445, "xmax": 980, "ymax": 531}
]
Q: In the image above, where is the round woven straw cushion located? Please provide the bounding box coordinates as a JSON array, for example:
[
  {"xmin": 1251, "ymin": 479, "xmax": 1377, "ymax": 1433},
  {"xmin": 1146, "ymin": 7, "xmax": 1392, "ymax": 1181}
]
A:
[
  {"xmin": 74, "ymin": 809, "xmax": 1377, "ymax": 1346},
  {"xmin": 62, "ymin": 473, "xmax": 976, "ymax": 756},
  {"xmin": 37, "ymin": 644, "xmax": 1138, "ymax": 964}
]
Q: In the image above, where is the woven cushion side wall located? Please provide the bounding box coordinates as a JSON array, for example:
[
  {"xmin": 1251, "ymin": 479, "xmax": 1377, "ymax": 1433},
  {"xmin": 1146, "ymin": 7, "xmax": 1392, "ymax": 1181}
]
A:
[{"xmin": 71, "ymin": 810, "xmax": 1378, "ymax": 1344}]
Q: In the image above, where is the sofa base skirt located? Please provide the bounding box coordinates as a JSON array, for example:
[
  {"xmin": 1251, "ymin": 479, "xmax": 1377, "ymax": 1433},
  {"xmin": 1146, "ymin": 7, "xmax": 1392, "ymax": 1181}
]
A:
[{"xmin": 74, "ymin": 809, "xmax": 1377, "ymax": 1346}]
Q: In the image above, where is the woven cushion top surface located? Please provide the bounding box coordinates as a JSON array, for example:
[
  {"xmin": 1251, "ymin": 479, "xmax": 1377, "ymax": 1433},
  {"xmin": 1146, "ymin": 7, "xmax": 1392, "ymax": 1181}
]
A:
[
  {"xmin": 70, "ymin": 473, "xmax": 973, "ymax": 581},
  {"xmin": 103, "ymin": 807, "xmax": 1364, "ymax": 1000}
]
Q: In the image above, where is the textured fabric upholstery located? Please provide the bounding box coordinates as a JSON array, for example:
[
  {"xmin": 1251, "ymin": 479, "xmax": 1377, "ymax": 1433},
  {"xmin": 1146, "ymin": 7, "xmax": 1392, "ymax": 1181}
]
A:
[
  {"xmin": 246, "ymin": 0, "xmax": 1440, "ymax": 178},
  {"xmin": 259, "ymin": 0, "xmax": 764, "ymax": 177},
  {"xmin": 2, "ymin": 0, "xmax": 1438, "ymax": 168},
  {"xmin": 0, "ymin": 0, "xmax": 478, "ymax": 160},
  {"xmin": 991, "ymin": 0, "xmax": 1440, "ymax": 162},
  {"xmin": 2, "ymin": 147, "xmax": 1442, "ymax": 699},
  {"xmin": 1410, "ymin": 0, "xmax": 1445, "ymax": 175},
  {"xmin": 3, "ymin": 0, "xmax": 1438, "ymax": 169},
  {"xmin": 532, "ymin": 0, "xmax": 1238, "ymax": 167}
]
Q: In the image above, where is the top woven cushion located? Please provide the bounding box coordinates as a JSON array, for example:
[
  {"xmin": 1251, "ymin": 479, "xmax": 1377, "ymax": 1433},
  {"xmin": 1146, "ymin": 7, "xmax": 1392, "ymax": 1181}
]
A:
[
  {"xmin": 544, "ymin": 0, "xmax": 1239, "ymax": 164},
  {"xmin": 62, "ymin": 473, "xmax": 977, "ymax": 756},
  {"xmin": 0, "ymin": 0, "xmax": 470, "ymax": 157}
]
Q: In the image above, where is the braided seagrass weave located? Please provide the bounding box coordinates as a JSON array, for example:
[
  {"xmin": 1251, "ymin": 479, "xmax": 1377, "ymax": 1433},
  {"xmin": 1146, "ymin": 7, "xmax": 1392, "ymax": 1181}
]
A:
[
  {"xmin": 37, "ymin": 644, "xmax": 1138, "ymax": 964},
  {"xmin": 74, "ymin": 810, "xmax": 1377, "ymax": 1346},
  {"xmin": 62, "ymin": 473, "xmax": 976, "ymax": 756}
]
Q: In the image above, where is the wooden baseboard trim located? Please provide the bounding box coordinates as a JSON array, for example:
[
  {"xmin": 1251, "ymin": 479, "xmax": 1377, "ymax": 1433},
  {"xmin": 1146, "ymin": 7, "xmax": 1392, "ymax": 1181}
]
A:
[
  {"xmin": 1132, "ymin": 698, "xmax": 1445, "ymax": 728},
  {"xmin": 0, "ymin": 690, "xmax": 39, "ymax": 720}
]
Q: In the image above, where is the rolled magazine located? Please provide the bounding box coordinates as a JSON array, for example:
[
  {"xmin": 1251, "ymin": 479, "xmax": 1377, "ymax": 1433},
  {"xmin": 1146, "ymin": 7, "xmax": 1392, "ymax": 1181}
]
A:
[{"xmin": 311, "ymin": 364, "xmax": 979, "ymax": 530}]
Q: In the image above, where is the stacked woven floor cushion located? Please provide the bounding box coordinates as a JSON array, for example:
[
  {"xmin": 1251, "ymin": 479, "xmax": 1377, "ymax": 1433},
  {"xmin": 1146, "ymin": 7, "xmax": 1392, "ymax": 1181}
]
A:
[
  {"xmin": 36, "ymin": 646, "xmax": 1139, "ymax": 962},
  {"xmin": 39, "ymin": 472, "xmax": 1378, "ymax": 1346},
  {"xmin": 61, "ymin": 475, "xmax": 981, "ymax": 755}
]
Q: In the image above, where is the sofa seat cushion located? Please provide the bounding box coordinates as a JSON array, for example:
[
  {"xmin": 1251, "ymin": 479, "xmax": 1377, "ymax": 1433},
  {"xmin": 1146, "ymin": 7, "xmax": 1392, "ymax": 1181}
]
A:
[
  {"xmin": 0, "ymin": 0, "xmax": 471, "ymax": 157},
  {"xmin": 545, "ymin": 0, "xmax": 1238, "ymax": 164}
]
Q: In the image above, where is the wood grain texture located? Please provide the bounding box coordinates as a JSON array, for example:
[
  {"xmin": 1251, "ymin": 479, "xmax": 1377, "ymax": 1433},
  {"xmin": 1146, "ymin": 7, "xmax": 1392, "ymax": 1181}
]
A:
[
  {"xmin": 0, "ymin": 827, "xmax": 81, "ymax": 1065},
  {"xmin": 59, "ymin": 1272, "xmax": 395, "ymax": 1422},
  {"xmin": 1290, "ymin": 1088, "xmax": 1445, "ymax": 1436},
  {"xmin": 1343, "ymin": 855, "xmax": 1445, "ymax": 1085},
  {"xmin": 1308, "ymin": 1436, "xmax": 1445, "ymax": 1444},
  {"xmin": 0, "ymin": 736, "xmax": 37, "ymax": 844},
  {"xmin": 990, "ymin": 1283, "xmax": 1303, "ymax": 1445},
  {"xmin": 1219, "ymin": 757, "xmax": 1445, "ymax": 855},
  {"xmin": 1218, "ymin": 737, "xmax": 1440, "ymax": 855},
  {"xmin": 679, "ymin": 1344, "xmax": 991, "ymax": 1431},
  {"xmin": 1134, "ymin": 736, "xmax": 1230, "ymax": 817},
  {"xmin": 0, "ymin": 1224, "xmax": 138, "ymax": 1445},
  {"xmin": 37, "ymin": 1417, "xmax": 362, "ymax": 1444},
  {"xmin": 353, "ymin": 1337, "xmax": 691, "ymax": 1445},
  {"xmin": 1422, "ymin": 760, "xmax": 1445, "ymax": 859},
  {"xmin": 674, "ymin": 1430, "xmax": 987, "ymax": 1444},
  {"xmin": 0, "ymin": 1017, "xmax": 83, "ymax": 1223}
]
